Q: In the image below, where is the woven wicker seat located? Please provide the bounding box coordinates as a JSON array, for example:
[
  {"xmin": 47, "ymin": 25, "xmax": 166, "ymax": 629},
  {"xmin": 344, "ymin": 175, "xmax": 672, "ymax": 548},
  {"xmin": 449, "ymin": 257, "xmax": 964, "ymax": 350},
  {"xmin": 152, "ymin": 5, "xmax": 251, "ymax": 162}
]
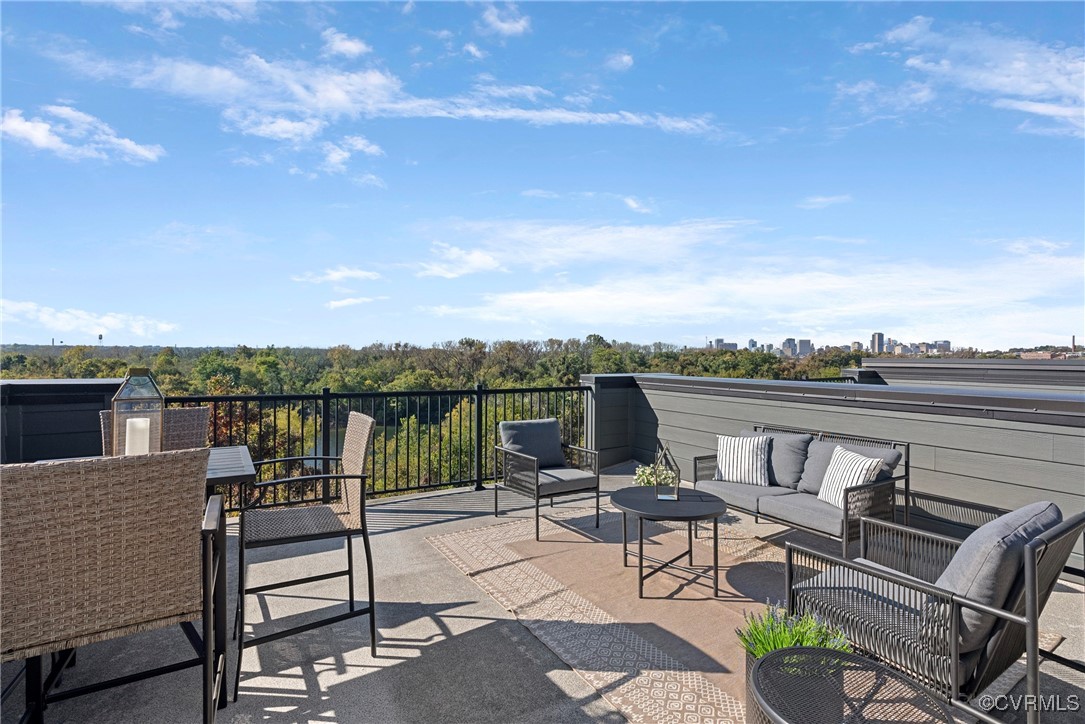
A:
[
  {"xmin": 786, "ymin": 512, "xmax": 1085, "ymax": 724},
  {"xmin": 100, "ymin": 406, "xmax": 211, "ymax": 454},
  {"xmin": 0, "ymin": 449, "xmax": 227, "ymax": 723},
  {"xmin": 233, "ymin": 411, "xmax": 377, "ymax": 701}
]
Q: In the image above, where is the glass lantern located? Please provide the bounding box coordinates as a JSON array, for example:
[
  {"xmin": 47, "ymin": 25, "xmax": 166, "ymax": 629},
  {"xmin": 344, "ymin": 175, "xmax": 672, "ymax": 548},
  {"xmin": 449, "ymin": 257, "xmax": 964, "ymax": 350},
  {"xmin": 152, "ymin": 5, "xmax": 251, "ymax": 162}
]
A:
[
  {"xmin": 112, "ymin": 367, "xmax": 164, "ymax": 456},
  {"xmin": 653, "ymin": 442, "xmax": 681, "ymax": 501}
]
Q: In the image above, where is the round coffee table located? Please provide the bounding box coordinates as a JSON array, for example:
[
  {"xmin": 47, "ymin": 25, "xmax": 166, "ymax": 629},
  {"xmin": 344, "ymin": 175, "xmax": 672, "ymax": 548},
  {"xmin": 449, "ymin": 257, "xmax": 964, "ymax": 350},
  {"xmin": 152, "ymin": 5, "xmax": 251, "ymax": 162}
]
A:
[
  {"xmin": 748, "ymin": 647, "xmax": 954, "ymax": 724},
  {"xmin": 610, "ymin": 486, "xmax": 727, "ymax": 598}
]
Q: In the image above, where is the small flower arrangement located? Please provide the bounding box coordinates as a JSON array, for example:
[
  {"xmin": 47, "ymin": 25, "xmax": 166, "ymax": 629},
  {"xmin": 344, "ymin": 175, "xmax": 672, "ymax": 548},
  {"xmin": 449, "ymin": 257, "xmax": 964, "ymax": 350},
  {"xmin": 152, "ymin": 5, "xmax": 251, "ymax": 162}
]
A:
[
  {"xmin": 633, "ymin": 462, "xmax": 679, "ymax": 488},
  {"xmin": 736, "ymin": 603, "xmax": 851, "ymax": 658}
]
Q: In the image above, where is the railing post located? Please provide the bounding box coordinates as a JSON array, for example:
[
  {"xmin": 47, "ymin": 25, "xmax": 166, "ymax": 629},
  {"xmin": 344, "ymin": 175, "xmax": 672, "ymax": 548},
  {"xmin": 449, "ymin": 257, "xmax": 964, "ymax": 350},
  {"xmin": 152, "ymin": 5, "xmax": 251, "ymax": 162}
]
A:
[
  {"xmin": 474, "ymin": 382, "xmax": 485, "ymax": 491},
  {"xmin": 321, "ymin": 387, "xmax": 332, "ymax": 503}
]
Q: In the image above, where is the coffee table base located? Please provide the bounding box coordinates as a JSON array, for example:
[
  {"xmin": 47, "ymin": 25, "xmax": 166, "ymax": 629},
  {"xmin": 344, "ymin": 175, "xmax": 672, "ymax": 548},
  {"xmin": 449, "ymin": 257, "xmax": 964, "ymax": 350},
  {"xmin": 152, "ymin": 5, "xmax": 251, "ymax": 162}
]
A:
[{"xmin": 622, "ymin": 513, "xmax": 720, "ymax": 598}]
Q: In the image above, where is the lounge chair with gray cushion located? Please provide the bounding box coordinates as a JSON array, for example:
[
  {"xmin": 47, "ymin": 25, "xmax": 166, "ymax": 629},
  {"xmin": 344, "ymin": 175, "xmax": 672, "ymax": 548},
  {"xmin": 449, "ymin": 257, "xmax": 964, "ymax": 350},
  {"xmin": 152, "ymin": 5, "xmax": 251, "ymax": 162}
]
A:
[
  {"xmin": 494, "ymin": 418, "xmax": 599, "ymax": 540},
  {"xmin": 785, "ymin": 503, "xmax": 1085, "ymax": 724}
]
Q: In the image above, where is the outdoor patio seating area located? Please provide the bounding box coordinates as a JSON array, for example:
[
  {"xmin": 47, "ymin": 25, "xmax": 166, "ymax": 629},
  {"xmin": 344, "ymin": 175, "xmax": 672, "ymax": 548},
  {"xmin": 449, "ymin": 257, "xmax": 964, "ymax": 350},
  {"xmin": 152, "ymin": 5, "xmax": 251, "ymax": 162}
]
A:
[{"xmin": 2, "ymin": 465, "xmax": 1082, "ymax": 724}]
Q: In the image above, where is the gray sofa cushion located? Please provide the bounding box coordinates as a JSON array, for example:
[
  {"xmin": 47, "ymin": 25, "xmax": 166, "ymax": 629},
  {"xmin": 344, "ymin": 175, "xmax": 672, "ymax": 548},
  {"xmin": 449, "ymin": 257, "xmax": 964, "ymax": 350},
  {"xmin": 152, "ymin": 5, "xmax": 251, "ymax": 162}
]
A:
[
  {"xmin": 499, "ymin": 418, "xmax": 566, "ymax": 468},
  {"xmin": 935, "ymin": 501, "xmax": 1062, "ymax": 652},
  {"xmin": 538, "ymin": 467, "xmax": 597, "ymax": 496},
  {"xmin": 759, "ymin": 494, "xmax": 844, "ymax": 537},
  {"xmin": 797, "ymin": 440, "xmax": 902, "ymax": 495},
  {"xmin": 695, "ymin": 479, "xmax": 796, "ymax": 513},
  {"xmin": 741, "ymin": 430, "xmax": 813, "ymax": 488}
]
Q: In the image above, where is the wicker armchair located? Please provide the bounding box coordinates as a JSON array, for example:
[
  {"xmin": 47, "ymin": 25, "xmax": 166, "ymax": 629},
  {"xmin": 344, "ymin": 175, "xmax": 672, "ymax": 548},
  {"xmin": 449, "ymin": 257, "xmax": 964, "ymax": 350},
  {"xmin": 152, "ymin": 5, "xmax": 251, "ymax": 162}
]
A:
[
  {"xmin": 786, "ymin": 508, "xmax": 1085, "ymax": 724},
  {"xmin": 100, "ymin": 406, "xmax": 211, "ymax": 455},
  {"xmin": 493, "ymin": 418, "xmax": 599, "ymax": 541},
  {"xmin": 0, "ymin": 449, "xmax": 227, "ymax": 723},
  {"xmin": 233, "ymin": 411, "xmax": 377, "ymax": 701}
]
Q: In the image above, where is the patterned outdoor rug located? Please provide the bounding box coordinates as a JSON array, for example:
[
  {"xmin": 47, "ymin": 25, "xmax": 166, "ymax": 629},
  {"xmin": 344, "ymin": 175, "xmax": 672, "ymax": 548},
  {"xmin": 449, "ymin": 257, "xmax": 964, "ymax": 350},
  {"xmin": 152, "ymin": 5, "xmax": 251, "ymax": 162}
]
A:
[{"xmin": 428, "ymin": 504, "xmax": 1064, "ymax": 724}]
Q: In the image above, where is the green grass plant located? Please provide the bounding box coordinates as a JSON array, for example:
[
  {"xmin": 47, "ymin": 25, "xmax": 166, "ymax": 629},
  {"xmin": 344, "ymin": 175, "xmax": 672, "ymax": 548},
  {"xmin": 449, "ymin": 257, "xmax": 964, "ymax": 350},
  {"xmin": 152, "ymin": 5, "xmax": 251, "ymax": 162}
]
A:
[{"xmin": 736, "ymin": 603, "xmax": 851, "ymax": 658}]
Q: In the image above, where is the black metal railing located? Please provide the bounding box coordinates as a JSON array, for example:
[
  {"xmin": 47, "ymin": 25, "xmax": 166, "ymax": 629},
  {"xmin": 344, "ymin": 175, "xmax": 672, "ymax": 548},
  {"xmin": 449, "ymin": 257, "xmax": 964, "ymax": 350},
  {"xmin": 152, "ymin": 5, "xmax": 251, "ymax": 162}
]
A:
[{"xmin": 168, "ymin": 385, "xmax": 590, "ymax": 511}]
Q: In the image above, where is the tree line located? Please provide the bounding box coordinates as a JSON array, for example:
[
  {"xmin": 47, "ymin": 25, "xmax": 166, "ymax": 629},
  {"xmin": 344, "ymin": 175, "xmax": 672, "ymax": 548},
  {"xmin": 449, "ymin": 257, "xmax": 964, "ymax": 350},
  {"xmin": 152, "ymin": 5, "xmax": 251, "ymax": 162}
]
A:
[{"xmin": 1, "ymin": 336, "xmax": 866, "ymax": 395}]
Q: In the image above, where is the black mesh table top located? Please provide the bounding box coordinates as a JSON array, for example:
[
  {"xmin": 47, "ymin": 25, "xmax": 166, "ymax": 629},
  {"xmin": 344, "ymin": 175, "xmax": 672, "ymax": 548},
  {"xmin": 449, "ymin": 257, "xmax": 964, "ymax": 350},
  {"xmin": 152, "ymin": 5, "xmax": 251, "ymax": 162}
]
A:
[
  {"xmin": 748, "ymin": 647, "xmax": 953, "ymax": 724},
  {"xmin": 610, "ymin": 486, "xmax": 727, "ymax": 522}
]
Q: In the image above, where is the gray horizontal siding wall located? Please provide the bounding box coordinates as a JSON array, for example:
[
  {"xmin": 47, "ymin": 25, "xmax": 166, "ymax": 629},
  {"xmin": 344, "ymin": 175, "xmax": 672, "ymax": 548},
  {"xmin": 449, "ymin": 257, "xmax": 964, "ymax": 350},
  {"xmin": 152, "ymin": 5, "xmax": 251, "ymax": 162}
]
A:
[{"xmin": 613, "ymin": 374, "xmax": 1084, "ymax": 573}]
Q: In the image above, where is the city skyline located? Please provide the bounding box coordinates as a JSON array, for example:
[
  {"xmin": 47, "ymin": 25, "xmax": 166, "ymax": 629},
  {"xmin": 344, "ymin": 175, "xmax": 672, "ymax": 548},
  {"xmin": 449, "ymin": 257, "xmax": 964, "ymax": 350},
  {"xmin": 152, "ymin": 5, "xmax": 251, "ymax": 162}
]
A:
[{"xmin": 2, "ymin": 3, "xmax": 1083, "ymax": 350}]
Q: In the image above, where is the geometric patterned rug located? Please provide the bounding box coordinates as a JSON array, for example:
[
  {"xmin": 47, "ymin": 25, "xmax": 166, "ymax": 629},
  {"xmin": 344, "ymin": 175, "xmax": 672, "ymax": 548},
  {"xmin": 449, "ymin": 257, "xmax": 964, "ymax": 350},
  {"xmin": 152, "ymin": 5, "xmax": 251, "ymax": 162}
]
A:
[
  {"xmin": 429, "ymin": 507, "xmax": 757, "ymax": 724},
  {"xmin": 428, "ymin": 504, "xmax": 1063, "ymax": 724}
]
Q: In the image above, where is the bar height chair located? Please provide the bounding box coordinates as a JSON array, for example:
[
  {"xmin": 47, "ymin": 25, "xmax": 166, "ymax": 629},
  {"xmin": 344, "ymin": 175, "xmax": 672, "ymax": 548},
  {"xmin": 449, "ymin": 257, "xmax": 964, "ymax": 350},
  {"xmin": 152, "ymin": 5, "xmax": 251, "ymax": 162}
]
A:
[{"xmin": 233, "ymin": 411, "xmax": 378, "ymax": 700}]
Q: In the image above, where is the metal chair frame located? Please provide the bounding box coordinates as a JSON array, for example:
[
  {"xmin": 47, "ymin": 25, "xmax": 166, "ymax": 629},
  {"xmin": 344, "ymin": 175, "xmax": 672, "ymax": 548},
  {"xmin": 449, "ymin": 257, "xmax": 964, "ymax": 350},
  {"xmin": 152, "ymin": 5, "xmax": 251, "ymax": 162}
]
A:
[{"xmin": 494, "ymin": 441, "xmax": 600, "ymax": 541}]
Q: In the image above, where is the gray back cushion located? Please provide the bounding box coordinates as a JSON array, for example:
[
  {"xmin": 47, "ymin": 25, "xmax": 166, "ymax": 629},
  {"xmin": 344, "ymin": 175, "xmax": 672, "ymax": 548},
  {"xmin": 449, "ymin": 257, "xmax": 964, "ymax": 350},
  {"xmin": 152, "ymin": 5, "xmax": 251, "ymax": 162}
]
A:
[
  {"xmin": 935, "ymin": 501, "xmax": 1062, "ymax": 652},
  {"xmin": 741, "ymin": 430, "xmax": 813, "ymax": 488},
  {"xmin": 499, "ymin": 418, "xmax": 566, "ymax": 468},
  {"xmin": 797, "ymin": 440, "xmax": 902, "ymax": 495}
]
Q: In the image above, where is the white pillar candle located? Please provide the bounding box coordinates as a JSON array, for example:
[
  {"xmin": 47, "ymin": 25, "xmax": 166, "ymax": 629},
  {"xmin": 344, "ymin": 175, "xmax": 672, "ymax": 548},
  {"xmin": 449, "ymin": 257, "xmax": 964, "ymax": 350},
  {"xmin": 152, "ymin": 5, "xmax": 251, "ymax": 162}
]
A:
[{"xmin": 125, "ymin": 417, "xmax": 151, "ymax": 455}]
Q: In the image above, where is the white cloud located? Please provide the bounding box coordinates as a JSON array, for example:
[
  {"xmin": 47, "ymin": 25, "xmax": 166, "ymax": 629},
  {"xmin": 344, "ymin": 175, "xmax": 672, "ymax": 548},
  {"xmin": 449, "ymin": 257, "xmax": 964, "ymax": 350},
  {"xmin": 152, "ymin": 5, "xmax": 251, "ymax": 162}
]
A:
[
  {"xmin": 623, "ymin": 196, "xmax": 653, "ymax": 214},
  {"xmin": 224, "ymin": 109, "xmax": 325, "ymax": 141},
  {"xmin": 850, "ymin": 16, "xmax": 1084, "ymax": 136},
  {"xmin": 473, "ymin": 81, "xmax": 552, "ymax": 102},
  {"xmin": 463, "ymin": 43, "xmax": 487, "ymax": 60},
  {"xmin": 605, "ymin": 52, "xmax": 634, "ymax": 72},
  {"xmin": 355, "ymin": 173, "xmax": 386, "ymax": 189},
  {"xmin": 105, "ymin": 1, "xmax": 260, "ymax": 32},
  {"xmin": 292, "ymin": 266, "xmax": 381, "ymax": 284},
  {"xmin": 321, "ymin": 28, "xmax": 372, "ymax": 59},
  {"xmin": 421, "ymin": 240, "xmax": 1084, "ymax": 350},
  {"xmin": 326, "ymin": 297, "xmax": 377, "ymax": 309},
  {"xmin": 1, "ymin": 299, "xmax": 177, "ymax": 338},
  {"xmin": 320, "ymin": 135, "xmax": 384, "ymax": 173},
  {"xmin": 417, "ymin": 242, "xmax": 503, "ymax": 278},
  {"xmin": 797, "ymin": 194, "xmax": 852, "ymax": 210},
  {"xmin": 1, "ymin": 105, "xmax": 165, "ymax": 163},
  {"xmin": 479, "ymin": 4, "xmax": 531, "ymax": 37},
  {"xmin": 521, "ymin": 189, "xmax": 560, "ymax": 199}
]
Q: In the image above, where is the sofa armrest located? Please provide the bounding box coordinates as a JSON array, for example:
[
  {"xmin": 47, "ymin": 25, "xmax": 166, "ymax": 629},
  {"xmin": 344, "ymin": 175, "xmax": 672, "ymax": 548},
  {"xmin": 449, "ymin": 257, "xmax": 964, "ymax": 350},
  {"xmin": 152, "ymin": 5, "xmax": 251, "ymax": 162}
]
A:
[{"xmin": 692, "ymin": 454, "xmax": 716, "ymax": 484}]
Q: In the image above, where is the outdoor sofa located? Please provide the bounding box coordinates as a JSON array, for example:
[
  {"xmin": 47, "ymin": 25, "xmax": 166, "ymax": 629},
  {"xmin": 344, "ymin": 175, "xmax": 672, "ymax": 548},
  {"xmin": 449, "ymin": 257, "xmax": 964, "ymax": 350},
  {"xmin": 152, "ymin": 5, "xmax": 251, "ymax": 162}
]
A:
[{"xmin": 693, "ymin": 425, "xmax": 908, "ymax": 556}]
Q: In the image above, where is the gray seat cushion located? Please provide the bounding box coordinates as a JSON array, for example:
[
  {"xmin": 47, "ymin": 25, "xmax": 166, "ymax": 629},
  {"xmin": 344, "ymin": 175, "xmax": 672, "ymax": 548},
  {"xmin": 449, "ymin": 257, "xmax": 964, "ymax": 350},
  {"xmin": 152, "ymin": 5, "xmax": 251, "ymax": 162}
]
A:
[
  {"xmin": 695, "ymin": 479, "xmax": 796, "ymax": 513},
  {"xmin": 538, "ymin": 467, "xmax": 597, "ymax": 496},
  {"xmin": 741, "ymin": 430, "xmax": 813, "ymax": 488},
  {"xmin": 935, "ymin": 501, "xmax": 1062, "ymax": 652},
  {"xmin": 759, "ymin": 493, "xmax": 844, "ymax": 537},
  {"xmin": 797, "ymin": 440, "xmax": 902, "ymax": 495},
  {"xmin": 499, "ymin": 418, "xmax": 566, "ymax": 468}
]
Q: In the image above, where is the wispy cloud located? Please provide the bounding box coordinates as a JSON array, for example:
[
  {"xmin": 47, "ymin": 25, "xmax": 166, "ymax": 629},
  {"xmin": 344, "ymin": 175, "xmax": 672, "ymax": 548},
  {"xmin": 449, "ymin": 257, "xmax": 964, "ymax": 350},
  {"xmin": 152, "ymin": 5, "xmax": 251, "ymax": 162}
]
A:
[
  {"xmin": 623, "ymin": 196, "xmax": 653, "ymax": 214},
  {"xmin": 326, "ymin": 297, "xmax": 378, "ymax": 310},
  {"xmin": 850, "ymin": 15, "xmax": 1084, "ymax": 136},
  {"xmin": 321, "ymin": 28, "xmax": 371, "ymax": 59},
  {"xmin": 478, "ymin": 3, "xmax": 531, "ymax": 37},
  {"xmin": 463, "ymin": 43, "xmax": 487, "ymax": 60},
  {"xmin": 797, "ymin": 194, "xmax": 852, "ymax": 210},
  {"xmin": 292, "ymin": 266, "xmax": 381, "ymax": 284},
  {"xmin": 1, "ymin": 299, "xmax": 177, "ymax": 338},
  {"xmin": 320, "ymin": 135, "xmax": 384, "ymax": 173},
  {"xmin": 2, "ymin": 105, "xmax": 165, "ymax": 163},
  {"xmin": 417, "ymin": 243, "xmax": 503, "ymax": 278},
  {"xmin": 605, "ymin": 52, "xmax": 634, "ymax": 72}
]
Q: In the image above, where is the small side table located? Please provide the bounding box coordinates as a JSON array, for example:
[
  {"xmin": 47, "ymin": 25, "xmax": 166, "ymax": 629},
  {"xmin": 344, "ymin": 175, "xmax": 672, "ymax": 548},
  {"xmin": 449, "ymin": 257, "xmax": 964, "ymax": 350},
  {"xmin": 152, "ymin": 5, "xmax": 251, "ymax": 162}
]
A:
[
  {"xmin": 610, "ymin": 486, "xmax": 727, "ymax": 598},
  {"xmin": 747, "ymin": 647, "xmax": 953, "ymax": 724}
]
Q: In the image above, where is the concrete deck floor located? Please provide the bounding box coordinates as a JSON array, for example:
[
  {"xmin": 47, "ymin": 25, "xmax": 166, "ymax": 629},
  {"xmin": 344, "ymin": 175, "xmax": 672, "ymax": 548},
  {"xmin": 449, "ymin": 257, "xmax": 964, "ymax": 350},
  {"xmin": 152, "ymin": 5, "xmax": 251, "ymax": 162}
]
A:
[{"xmin": 2, "ymin": 466, "xmax": 1082, "ymax": 724}]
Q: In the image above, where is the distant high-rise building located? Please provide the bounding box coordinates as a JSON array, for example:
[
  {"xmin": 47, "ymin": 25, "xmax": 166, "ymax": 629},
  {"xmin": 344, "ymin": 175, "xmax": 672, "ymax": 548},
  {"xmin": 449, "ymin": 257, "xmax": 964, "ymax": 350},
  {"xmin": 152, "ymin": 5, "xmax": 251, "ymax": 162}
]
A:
[
  {"xmin": 871, "ymin": 332, "xmax": 885, "ymax": 354},
  {"xmin": 851, "ymin": 341, "xmax": 863, "ymax": 352},
  {"xmin": 720, "ymin": 342, "xmax": 738, "ymax": 351},
  {"xmin": 798, "ymin": 339, "xmax": 813, "ymax": 357},
  {"xmin": 765, "ymin": 343, "xmax": 774, "ymax": 353},
  {"xmin": 707, "ymin": 337, "xmax": 727, "ymax": 350},
  {"xmin": 933, "ymin": 340, "xmax": 951, "ymax": 353},
  {"xmin": 748, "ymin": 339, "xmax": 757, "ymax": 350},
  {"xmin": 782, "ymin": 338, "xmax": 797, "ymax": 357}
]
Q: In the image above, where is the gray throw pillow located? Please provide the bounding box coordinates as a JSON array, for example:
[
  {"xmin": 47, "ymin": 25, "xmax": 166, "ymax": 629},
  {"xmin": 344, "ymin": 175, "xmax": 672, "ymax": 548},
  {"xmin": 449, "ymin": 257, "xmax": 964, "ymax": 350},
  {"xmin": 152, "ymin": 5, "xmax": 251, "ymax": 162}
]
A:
[
  {"xmin": 499, "ymin": 418, "xmax": 567, "ymax": 468},
  {"xmin": 797, "ymin": 440, "xmax": 902, "ymax": 495},
  {"xmin": 741, "ymin": 430, "xmax": 813, "ymax": 488},
  {"xmin": 935, "ymin": 501, "xmax": 1062, "ymax": 652}
]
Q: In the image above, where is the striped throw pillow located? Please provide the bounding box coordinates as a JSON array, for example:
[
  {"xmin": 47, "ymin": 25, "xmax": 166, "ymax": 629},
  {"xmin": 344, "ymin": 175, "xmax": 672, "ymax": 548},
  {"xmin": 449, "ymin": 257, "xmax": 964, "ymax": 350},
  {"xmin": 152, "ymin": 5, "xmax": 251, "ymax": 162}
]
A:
[
  {"xmin": 817, "ymin": 446, "xmax": 883, "ymax": 509},
  {"xmin": 715, "ymin": 434, "xmax": 769, "ymax": 486}
]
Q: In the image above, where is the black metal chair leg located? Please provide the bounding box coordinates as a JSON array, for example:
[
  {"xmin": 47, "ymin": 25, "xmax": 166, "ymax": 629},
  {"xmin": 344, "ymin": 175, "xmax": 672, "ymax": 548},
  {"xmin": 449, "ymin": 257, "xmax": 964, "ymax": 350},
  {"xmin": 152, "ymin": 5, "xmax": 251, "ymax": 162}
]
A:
[
  {"xmin": 535, "ymin": 496, "xmax": 540, "ymax": 541},
  {"xmin": 595, "ymin": 487, "xmax": 600, "ymax": 528},
  {"xmin": 233, "ymin": 540, "xmax": 246, "ymax": 702},
  {"xmin": 25, "ymin": 655, "xmax": 44, "ymax": 724},
  {"xmin": 347, "ymin": 535, "xmax": 356, "ymax": 612},
  {"xmin": 360, "ymin": 524, "xmax": 377, "ymax": 657}
]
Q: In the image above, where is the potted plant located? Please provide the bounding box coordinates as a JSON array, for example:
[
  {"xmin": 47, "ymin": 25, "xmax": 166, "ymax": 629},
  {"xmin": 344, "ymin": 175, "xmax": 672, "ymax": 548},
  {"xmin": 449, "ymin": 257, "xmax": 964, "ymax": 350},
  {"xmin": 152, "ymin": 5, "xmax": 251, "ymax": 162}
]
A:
[
  {"xmin": 736, "ymin": 603, "xmax": 851, "ymax": 697},
  {"xmin": 633, "ymin": 445, "xmax": 681, "ymax": 500}
]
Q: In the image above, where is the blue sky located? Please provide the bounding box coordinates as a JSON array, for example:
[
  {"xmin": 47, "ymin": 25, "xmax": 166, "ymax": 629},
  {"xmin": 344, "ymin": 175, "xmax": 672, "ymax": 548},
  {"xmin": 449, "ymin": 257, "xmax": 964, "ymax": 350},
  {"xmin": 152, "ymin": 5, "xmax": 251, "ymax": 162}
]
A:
[{"xmin": 2, "ymin": 1, "xmax": 1083, "ymax": 351}]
